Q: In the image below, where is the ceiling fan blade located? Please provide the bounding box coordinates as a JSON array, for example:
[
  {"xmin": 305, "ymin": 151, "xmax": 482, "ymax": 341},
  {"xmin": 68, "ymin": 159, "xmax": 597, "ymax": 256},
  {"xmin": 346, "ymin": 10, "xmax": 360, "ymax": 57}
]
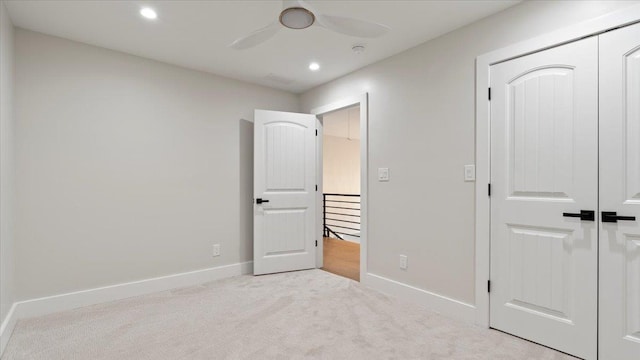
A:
[
  {"xmin": 317, "ymin": 14, "xmax": 390, "ymax": 38},
  {"xmin": 229, "ymin": 22, "xmax": 280, "ymax": 50},
  {"xmin": 283, "ymin": 0, "xmax": 305, "ymax": 10}
]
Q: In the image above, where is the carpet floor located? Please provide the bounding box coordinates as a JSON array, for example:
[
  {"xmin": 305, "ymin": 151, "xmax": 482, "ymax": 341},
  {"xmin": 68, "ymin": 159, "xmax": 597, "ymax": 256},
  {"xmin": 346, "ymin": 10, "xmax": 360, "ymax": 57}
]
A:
[{"xmin": 2, "ymin": 269, "xmax": 575, "ymax": 360}]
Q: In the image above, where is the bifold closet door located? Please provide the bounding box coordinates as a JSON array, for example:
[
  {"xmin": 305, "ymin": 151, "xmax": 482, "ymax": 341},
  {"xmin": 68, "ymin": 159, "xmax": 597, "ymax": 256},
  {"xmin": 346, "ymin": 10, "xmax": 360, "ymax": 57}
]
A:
[
  {"xmin": 489, "ymin": 37, "xmax": 599, "ymax": 360},
  {"xmin": 599, "ymin": 21, "xmax": 640, "ymax": 360}
]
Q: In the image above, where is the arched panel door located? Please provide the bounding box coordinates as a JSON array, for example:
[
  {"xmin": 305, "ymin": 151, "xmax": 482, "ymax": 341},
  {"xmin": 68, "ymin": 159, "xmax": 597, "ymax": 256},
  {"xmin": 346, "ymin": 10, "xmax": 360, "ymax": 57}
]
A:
[
  {"xmin": 490, "ymin": 37, "xmax": 598, "ymax": 359},
  {"xmin": 254, "ymin": 110, "xmax": 317, "ymax": 275},
  {"xmin": 599, "ymin": 21, "xmax": 640, "ymax": 360}
]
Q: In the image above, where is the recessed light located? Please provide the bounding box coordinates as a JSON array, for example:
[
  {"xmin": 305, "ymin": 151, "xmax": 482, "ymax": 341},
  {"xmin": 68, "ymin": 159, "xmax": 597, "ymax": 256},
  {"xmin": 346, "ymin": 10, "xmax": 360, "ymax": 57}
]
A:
[
  {"xmin": 309, "ymin": 62, "xmax": 320, "ymax": 71},
  {"xmin": 140, "ymin": 7, "xmax": 157, "ymax": 20}
]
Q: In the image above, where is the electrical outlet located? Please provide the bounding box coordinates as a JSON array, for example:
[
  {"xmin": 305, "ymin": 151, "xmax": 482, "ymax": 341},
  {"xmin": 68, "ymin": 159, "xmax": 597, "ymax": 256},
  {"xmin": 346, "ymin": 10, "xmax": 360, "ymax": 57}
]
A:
[
  {"xmin": 399, "ymin": 255, "xmax": 408, "ymax": 270},
  {"xmin": 212, "ymin": 244, "xmax": 221, "ymax": 257},
  {"xmin": 464, "ymin": 165, "xmax": 476, "ymax": 181}
]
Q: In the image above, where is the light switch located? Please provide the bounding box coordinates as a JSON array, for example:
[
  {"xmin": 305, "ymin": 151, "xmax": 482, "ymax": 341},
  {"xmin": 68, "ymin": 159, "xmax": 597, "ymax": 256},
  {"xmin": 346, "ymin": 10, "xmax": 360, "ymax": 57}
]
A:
[
  {"xmin": 378, "ymin": 168, "xmax": 389, "ymax": 182},
  {"xmin": 464, "ymin": 165, "xmax": 476, "ymax": 181}
]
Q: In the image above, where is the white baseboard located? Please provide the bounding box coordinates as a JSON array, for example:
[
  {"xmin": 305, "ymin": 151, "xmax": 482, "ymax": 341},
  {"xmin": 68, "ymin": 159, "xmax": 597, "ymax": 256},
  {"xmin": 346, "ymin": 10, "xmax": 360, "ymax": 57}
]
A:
[
  {"xmin": 0, "ymin": 303, "xmax": 18, "ymax": 356},
  {"xmin": 364, "ymin": 273, "xmax": 476, "ymax": 323},
  {"xmin": 0, "ymin": 261, "xmax": 252, "ymax": 357},
  {"xmin": 16, "ymin": 261, "xmax": 253, "ymax": 319}
]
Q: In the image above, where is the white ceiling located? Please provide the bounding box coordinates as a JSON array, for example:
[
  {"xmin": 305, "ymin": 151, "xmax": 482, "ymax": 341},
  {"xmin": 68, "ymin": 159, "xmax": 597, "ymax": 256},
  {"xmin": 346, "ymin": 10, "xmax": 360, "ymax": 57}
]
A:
[
  {"xmin": 5, "ymin": 0, "xmax": 520, "ymax": 93},
  {"xmin": 324, "ymin": 106, "xmax": 360, "ymax": 140}
]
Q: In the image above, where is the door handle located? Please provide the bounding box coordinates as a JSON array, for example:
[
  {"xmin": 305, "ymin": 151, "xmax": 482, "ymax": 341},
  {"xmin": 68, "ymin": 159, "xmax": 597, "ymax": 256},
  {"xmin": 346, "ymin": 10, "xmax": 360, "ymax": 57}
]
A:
[
  {"xmin": 256, "ymin": 198, "xmax": 270, "ymax": 205},
  {"xmin": 602, "ymin": 211, "xmax": 636, "ymax": 223},
  {"xmin": 562, "ymin": 210, "xmax": 595, "ymax": 221}
]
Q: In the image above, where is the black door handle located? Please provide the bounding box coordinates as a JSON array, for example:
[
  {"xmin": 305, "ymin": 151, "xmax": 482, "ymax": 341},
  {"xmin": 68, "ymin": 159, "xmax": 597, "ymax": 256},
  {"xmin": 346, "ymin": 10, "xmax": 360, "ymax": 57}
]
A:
[
  {"xmin": 602, "ymin": 211, "xmax": 636, "ymax": 223},
  {"xmin": 256, "ymin": 198, "xmax": 270, "ymax": 204},
  {"xmin": 563, "ymin": 210, "xmax": 595, "ymax": 221}
]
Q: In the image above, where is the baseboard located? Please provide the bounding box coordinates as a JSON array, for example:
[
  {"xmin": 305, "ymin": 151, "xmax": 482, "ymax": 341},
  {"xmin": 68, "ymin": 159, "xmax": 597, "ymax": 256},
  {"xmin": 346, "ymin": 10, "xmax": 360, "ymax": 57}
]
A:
[
  {"xmin": 364, "ymin": 273, "xmax": 476, "ymax": 323},
  {"xmin": 0, "ymin": 303, "xmax": 18, "ymax": 357},
  {"xmin": 14, "ymin": 261, "xmax": 253, "ymax": 320}
]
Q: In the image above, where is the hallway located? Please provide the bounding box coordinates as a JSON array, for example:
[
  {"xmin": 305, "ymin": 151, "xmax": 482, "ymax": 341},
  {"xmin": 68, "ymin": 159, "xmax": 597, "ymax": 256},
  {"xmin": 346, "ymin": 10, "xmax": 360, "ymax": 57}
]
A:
[{"xmin": 322, "ymin": 237, "xmax": 360, "ymax": 281}]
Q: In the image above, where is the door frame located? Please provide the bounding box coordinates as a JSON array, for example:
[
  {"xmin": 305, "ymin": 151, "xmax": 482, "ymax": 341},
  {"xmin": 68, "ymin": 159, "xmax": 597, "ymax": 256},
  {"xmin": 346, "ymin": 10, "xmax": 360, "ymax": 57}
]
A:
[
  {"xmin": 474, "ymin": 4, "xmax": 640, "ymax": 327},
  {"xmin": 311, "ymin": 93, "xmax": 369, "ymax": 282}
]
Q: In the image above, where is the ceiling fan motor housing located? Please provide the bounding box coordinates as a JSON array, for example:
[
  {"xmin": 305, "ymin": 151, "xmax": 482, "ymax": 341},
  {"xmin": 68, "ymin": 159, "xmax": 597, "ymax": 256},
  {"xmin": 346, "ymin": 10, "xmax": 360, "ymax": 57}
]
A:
[{"xmin": 279, "ymin": 7, "xmax": 315, "ymax": 29}]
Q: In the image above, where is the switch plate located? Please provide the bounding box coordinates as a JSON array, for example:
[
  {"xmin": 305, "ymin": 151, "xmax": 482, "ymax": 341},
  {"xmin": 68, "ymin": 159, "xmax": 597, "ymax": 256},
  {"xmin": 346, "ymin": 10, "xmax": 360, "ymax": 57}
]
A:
[
  {"xmin": 399, "ymin": 255, "xmax": 408, "ymax": 270},
  {"xmin": 464, "ymin": 165, "xmax": 476, "ymax": 182},
  {"xmin": 212, "ymin": 244, "xmax": 221, "ymax": 257},
  {"xmin": 378, "ymin": 168, "xmax": 390, "ymax": 182}
]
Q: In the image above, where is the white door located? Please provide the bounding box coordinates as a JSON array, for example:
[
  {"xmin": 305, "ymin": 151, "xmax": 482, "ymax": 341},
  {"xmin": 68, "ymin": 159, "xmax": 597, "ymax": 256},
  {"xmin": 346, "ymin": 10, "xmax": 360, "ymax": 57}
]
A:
[
  {"xmin": 490, "ymin": 37, "xmax": 598, "ymax": 359},
  {"xmin": 599, "ymin": 22, "xmax": 640, "ymax": 360},
  {"xmin": 254, "ymin": 109, "xmax": 317, "ymax": 275}
]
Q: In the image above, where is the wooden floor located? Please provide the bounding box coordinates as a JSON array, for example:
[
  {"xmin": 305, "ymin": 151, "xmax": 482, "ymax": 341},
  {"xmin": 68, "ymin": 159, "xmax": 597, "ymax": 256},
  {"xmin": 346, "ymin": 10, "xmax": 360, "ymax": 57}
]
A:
[{"xmin": 322, "ymin": 237, "xmax": 360, "ymax": 281}]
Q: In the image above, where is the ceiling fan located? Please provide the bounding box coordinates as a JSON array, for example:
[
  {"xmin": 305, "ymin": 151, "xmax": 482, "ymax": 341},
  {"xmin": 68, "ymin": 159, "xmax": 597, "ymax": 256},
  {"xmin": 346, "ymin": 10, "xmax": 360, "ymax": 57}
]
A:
[{"xmin": 229, "ymin": 0, "xmax": 390, "ymax": 50}]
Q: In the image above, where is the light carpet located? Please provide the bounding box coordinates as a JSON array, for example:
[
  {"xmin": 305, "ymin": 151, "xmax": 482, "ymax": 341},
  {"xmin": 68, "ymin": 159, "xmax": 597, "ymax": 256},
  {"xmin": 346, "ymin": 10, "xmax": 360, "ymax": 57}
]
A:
[{"xmin": 2, "ymin": 269, "xmax": 575, "ymax": 359}]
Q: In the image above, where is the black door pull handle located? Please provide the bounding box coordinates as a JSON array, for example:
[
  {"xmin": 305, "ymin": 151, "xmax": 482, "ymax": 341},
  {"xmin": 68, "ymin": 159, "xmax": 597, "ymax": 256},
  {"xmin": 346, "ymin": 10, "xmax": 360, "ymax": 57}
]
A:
[
  {"xmin": 563, "ymin": 210, "xmax": 595, "ymax": 221},
  {"xmin": 256, "ymin": 198, "xmax": 270, "ymax": 204},
  {"xmin": 602, "ymin": 211, "xmax": 636, "ymax": 223}
]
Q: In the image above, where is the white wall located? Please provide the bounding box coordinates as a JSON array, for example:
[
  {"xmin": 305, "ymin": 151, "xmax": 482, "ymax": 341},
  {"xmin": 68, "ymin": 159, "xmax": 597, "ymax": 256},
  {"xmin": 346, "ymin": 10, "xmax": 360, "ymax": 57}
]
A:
[
  {"xmin": 13, "ymin": 29, "xmax": 299, "ymax": 300},
  {"xmin": 0, "ymin": 0, "xmax": 15, "ymax": 325},
  {"xmin": 323, "ymin": 106, "xmax": 360, "ymax": 195},
  {"xmin": 301, "ymin": 0, "xmax": 638, "ymax": 304},
  {"xmin": 323, "ymin": 106, "xmax": 360, "ymax": 140},
  {"xmin": 323, "ymin": 135, "xmax": 360, "ymax": 195}
]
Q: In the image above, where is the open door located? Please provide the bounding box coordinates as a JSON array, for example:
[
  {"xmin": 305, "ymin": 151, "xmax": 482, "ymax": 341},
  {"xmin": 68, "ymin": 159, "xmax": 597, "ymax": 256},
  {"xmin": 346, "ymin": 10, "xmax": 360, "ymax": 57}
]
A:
[{"xmin": 254, "ymin": 110, "xmax": 317, "ymax": 275}]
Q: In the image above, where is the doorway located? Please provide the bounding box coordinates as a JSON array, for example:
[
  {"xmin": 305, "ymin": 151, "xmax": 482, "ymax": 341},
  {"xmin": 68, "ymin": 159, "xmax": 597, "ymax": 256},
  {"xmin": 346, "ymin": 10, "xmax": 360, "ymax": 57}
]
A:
[
  {"xmin": 319, "ymin": 105, "xmax": 361, "ymax": 281},
  {"xmin": 252, "ymin": 94, "xmax": 368, "ymax": 282}
]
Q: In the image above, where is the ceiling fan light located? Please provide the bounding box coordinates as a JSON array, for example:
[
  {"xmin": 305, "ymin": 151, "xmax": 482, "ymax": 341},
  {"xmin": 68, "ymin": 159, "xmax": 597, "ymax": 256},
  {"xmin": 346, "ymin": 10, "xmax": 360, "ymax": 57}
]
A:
[{"xmin": 279, "ymin": 7, "xmax": 315, "ymax": 29}]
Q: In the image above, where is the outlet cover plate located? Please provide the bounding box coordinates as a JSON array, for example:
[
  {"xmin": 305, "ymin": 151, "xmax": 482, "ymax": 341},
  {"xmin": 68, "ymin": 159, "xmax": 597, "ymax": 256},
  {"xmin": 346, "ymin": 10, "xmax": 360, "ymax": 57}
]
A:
[
  {"xmin": 399, "ymin": 255, "xmax": 408, "ymax": 270},
  {"xmin": 464, "ymin": 165, "xmax": 476, "ymax": 182}
]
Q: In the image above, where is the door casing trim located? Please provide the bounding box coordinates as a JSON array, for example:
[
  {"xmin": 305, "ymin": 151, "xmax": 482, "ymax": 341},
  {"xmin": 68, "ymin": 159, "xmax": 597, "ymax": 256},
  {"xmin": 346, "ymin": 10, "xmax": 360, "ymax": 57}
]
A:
[
  {"xmin": 475, "ymin": 4, "xmax": 640, "ymax": 328},
  {"xmin": 311, "ymin": 94, "xmax": 369, "ymax": 282}
]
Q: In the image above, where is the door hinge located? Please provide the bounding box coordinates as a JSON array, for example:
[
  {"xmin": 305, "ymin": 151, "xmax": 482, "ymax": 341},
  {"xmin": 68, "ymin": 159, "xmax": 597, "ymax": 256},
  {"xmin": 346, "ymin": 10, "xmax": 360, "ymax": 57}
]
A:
[
  {"xmin": 315, "ymin": 240, "xmax": 318, "ymax": 247},
  {"xmin": 488, "ymin": 183, "xmax": 491, "ymax": 196},
  {"xmin": 488, "ymin": 280, "xmax": 491, "ymax": 293},
  {"xmin": 315, "ymin": 185, "xmax": 318, "ymax": 191},
  {"xmin": 315, "ymin": 129, "xmax": 318, "ymax": 136},
  {"xmin": 488, "ymin": 88, "xmax": 491, "ymax": 101}
]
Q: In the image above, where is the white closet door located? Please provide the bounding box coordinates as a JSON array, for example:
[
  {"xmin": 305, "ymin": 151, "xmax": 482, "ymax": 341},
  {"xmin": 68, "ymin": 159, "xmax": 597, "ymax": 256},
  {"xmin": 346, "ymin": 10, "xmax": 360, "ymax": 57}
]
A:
[
  {"xmin": 599, "ymin": 21, "xmax": 640, "ymax": 360},
  {"xmin": 490, "ymin": 37, "xmax": 598, "ymax": 359}
]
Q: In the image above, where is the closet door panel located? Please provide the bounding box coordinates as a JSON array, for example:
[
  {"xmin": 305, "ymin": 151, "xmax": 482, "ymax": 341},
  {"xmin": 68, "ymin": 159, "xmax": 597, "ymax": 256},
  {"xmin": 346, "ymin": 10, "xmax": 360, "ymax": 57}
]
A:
[
  {"xmin": 599, "ymin": 21, "xmax": 640, "ymax": 360},
  {"xmin": 490, "ymin": 36, "xmax": 598, "ymax": 360}
]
